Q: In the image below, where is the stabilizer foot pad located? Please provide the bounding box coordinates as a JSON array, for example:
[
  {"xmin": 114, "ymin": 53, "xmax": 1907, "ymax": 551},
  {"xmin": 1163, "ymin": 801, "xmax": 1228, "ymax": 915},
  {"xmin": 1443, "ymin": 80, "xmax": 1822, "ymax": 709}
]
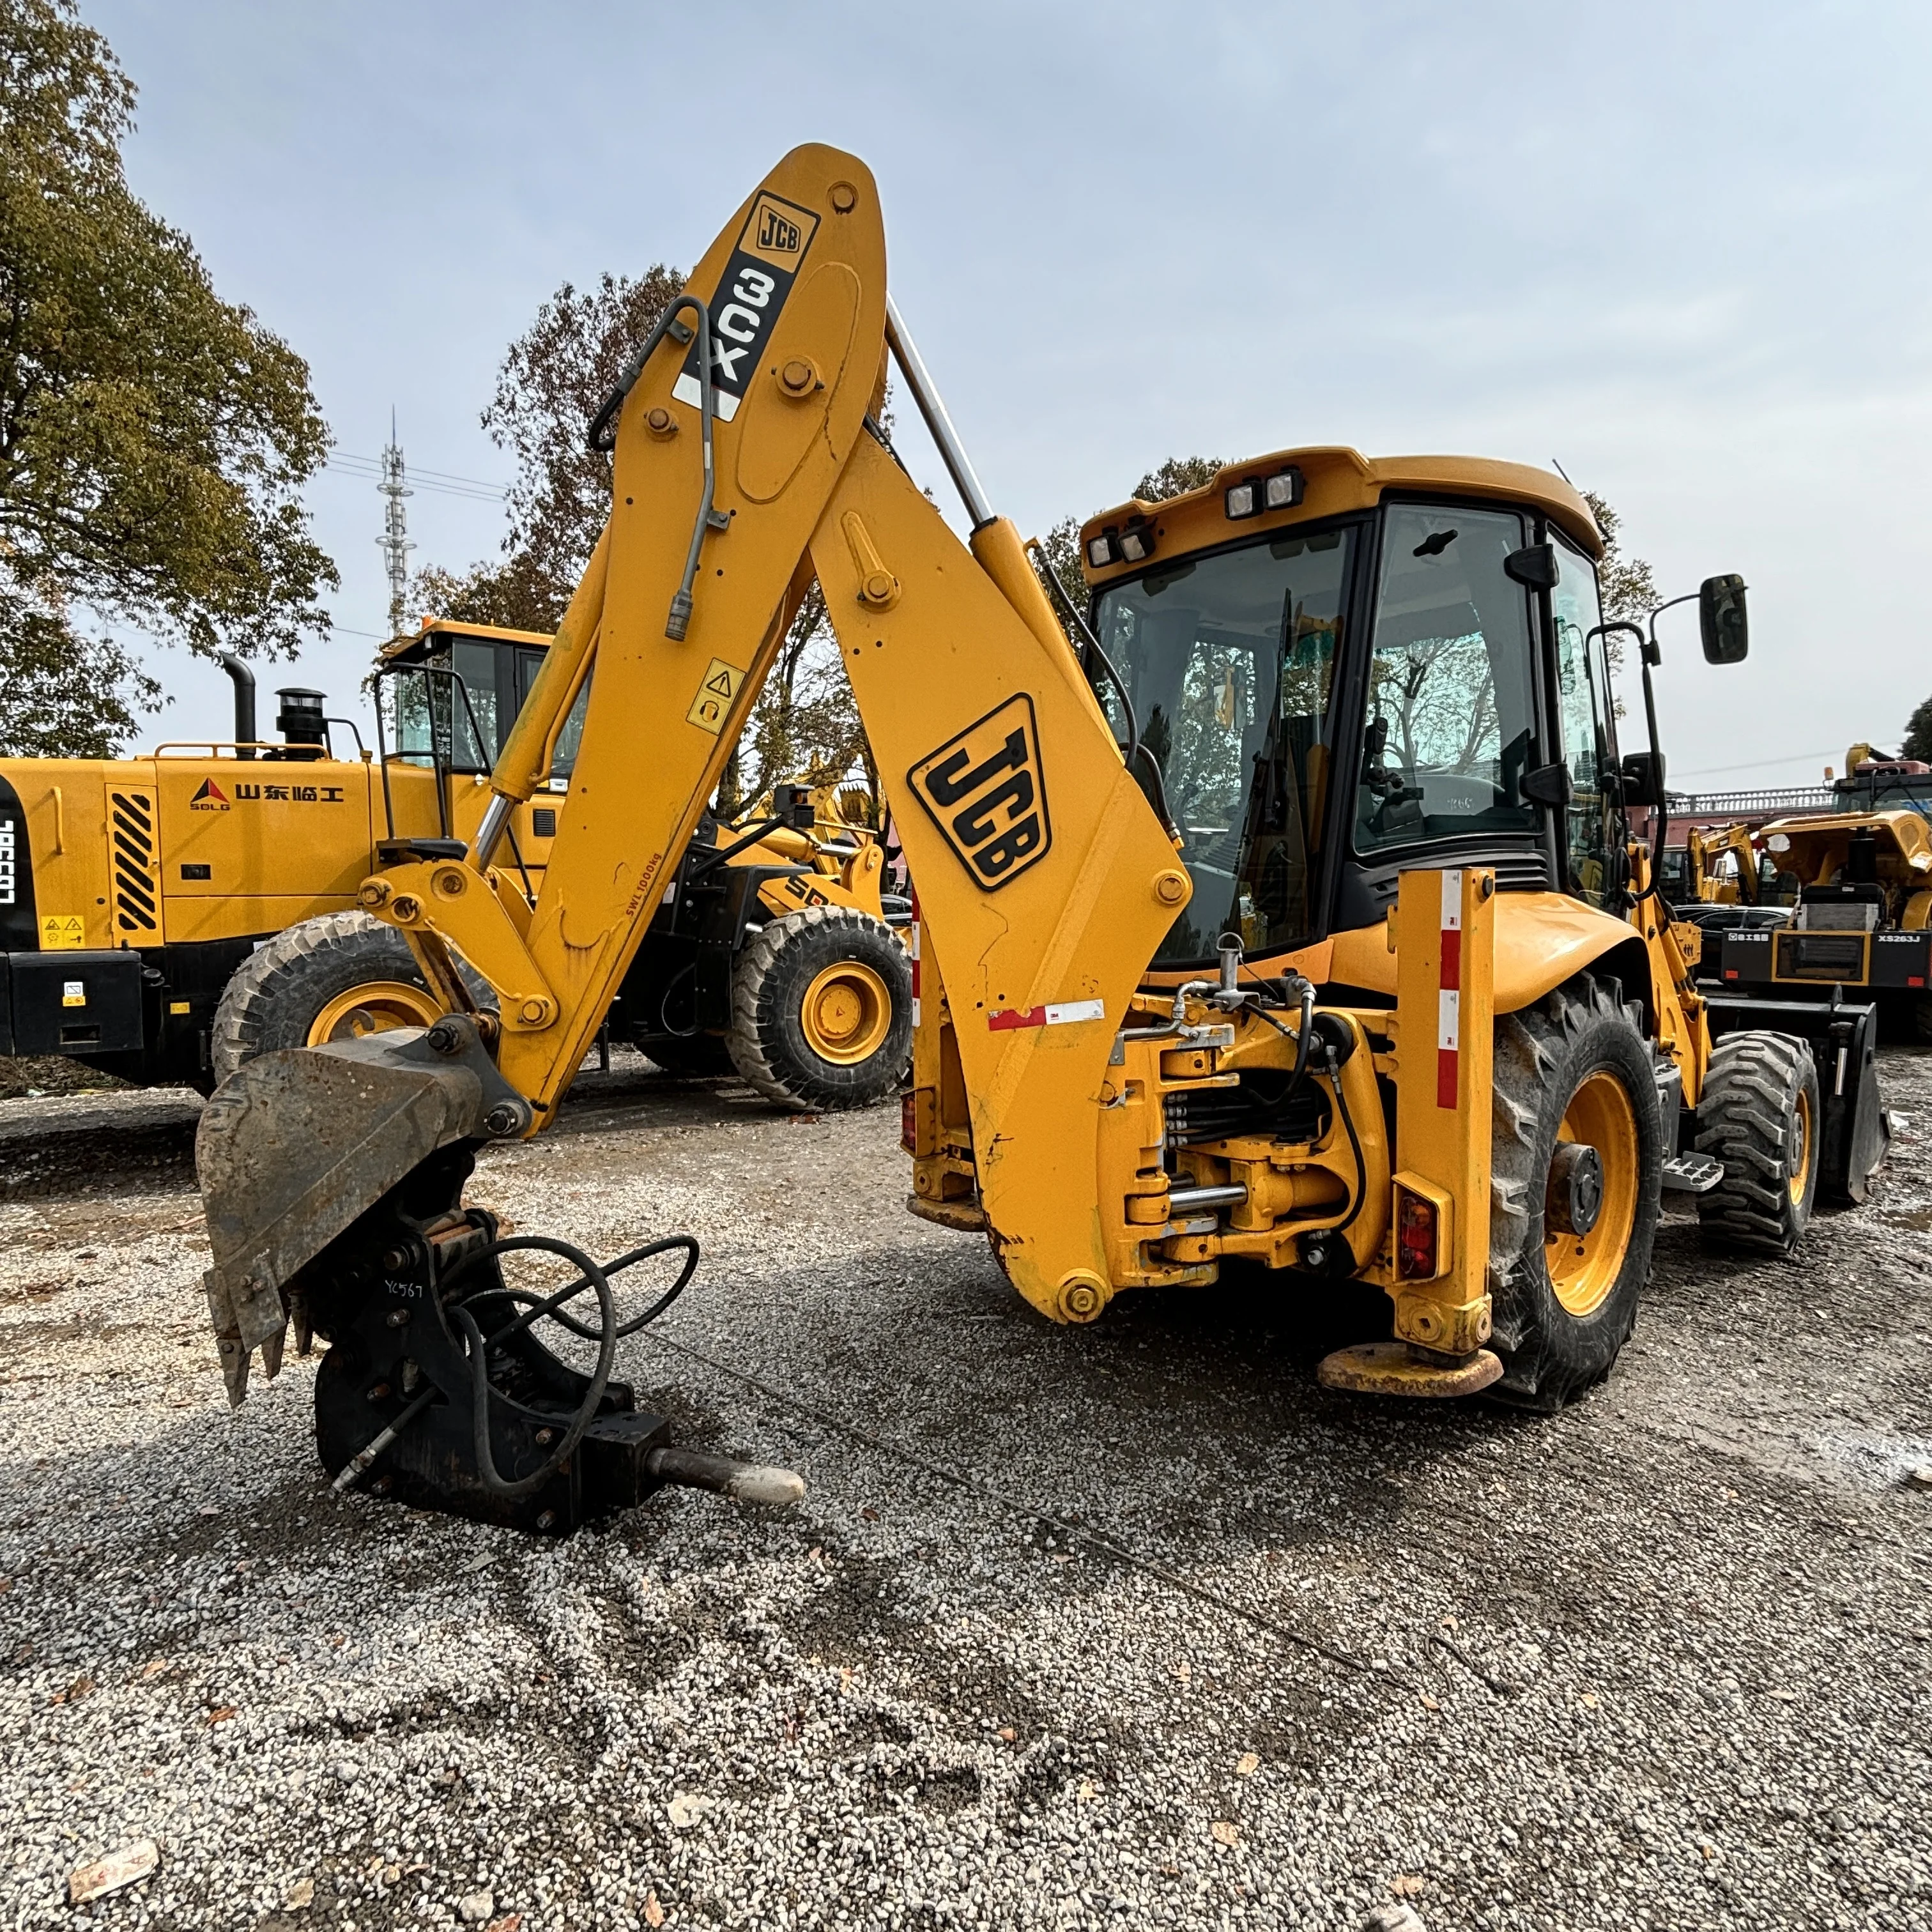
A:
[
  {"xmin": 1316, "ymin": 1342, "xmax": 1504, "ymax": 1399},
  {"xmin": 905, "ymin": 1192, "xmax": 987, "ymax": 1232}
]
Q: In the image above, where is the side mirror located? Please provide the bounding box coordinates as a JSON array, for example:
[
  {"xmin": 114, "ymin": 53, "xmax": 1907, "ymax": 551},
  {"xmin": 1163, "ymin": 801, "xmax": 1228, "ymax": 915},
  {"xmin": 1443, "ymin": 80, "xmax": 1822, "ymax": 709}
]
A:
[
  {"xmin": 1699, "ymin": 574, "xmax": 1749, "ymax": 664},
  {"xmin": 1620, "ymin": 750, "xmax": 1666, "ymax": 806},
  {"xmin": 770, "ymin": 781, "xmax": 816, "ymax": 830}
]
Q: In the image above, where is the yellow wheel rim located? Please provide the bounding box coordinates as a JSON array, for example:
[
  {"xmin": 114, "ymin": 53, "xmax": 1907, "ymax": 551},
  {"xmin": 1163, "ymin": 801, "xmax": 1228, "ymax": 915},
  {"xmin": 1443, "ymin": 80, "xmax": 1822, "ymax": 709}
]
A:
[
  {"xmin": 307, "ymin": 980, "xmax": 442, "ymax": 1047},
  {"xmin": 1790, "ymin": 1085, "xmax": 1813, "ymax": 1205},
  {"xmin": 1546, "ymin": 1070, "xmax": 1640, "ymax": 1318},
  {"xmin": 800, "ymin": 960, "xmax": 893, "ymax": 1066}
]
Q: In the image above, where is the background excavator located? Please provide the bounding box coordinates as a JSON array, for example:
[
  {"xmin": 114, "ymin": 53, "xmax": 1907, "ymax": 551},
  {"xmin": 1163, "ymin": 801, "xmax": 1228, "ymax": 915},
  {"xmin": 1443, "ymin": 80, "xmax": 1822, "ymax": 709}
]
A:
[
  {"xmin": 0, "ymin": 617, "xmax": 910, "ymax": 1108},
  {"xmin": 192, "ymin": 144, "xmax": 1889, "ymax": 1533}
]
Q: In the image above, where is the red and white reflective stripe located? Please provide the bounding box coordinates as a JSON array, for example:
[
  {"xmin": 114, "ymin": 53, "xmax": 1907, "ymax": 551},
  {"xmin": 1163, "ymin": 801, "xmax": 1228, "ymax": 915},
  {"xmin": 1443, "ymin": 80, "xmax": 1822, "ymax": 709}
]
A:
[
  {"xmin": 908, "ymin": 893, "xmax": 921, "ymax": 1026},
  {"xmin": 1437, "ymin": 868, "xmax": 1462, "ymax": 1109},
  {"xmin": 988, "ymin": 997, "xmax": 1107, "ymax": 1034}
]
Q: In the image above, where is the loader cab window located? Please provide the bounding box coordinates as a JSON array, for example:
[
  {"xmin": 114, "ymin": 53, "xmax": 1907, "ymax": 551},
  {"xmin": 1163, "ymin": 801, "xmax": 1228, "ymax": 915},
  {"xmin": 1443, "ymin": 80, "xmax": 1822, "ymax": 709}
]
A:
[
  {"xmin": 392, "ymin": 635, "xmax": 585, "ymax": 783},
  {"xmin": 1094, "ymin": 522, "xmax": 1356, "ymax": 963},
  {"xmin": 1548, "ymin": 531, "xmax": 1618, "ymax": 907},
  {"xmin": 390, "ymin": 639, "xmax": 497, "ymax": 774},
  {"xmin": 515, "ymin": 645, "xmax": 590, "ymax": 782},
  {"xmin": 1355, "ymin": 504, "xmax": 1538, "ymax": 855}
]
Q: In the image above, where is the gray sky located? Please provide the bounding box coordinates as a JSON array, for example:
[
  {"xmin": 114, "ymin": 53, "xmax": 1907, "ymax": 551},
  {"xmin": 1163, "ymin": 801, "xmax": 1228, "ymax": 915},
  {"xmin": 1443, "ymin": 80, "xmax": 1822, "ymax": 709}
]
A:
[{"xmin": 91, "ymin": 0, "xmax": 1931, "ymax": 785}]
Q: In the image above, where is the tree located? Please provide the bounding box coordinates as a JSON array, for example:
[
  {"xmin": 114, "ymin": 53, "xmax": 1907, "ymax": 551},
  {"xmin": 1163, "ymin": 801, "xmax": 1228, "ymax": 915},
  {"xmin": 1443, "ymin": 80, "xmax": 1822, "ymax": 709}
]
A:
[
  {"xmin": 0, "ymin": 593, "xmax": 157, "ymax": 756},
  {"xmin": 1036, "ymin": 454, "xmax": 1225, "ymax": 641},
  {"xmin": 1904, "ymin": 694, "xmax": 1932, "ymax": 763},
  {"xmin": 0, "ymin": 0, "xmax": 336, "ymax": 756}
]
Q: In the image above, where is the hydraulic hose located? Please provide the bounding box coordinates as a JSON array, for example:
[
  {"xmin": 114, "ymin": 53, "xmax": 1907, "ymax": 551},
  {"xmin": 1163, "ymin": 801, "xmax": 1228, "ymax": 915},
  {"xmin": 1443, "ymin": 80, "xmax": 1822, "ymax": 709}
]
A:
[
  {"xmin": 332, "ymin": 1230, "xmax": 703, "ymax": 1498},
  {"xmin": 586, "ymin": 292, "xmax": 723, "ymax": 641},
  {"xmin": 448, "ymin": 1234, "xmax": 618, "ymax": 1498}
]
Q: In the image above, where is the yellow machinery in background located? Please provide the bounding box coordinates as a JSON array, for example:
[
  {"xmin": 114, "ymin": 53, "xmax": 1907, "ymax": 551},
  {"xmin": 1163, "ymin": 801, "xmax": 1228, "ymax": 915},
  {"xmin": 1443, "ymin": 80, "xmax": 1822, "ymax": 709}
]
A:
[
  {"xmin": 0, "ymin": 618, "xmax": 909, "ymax": 1106},
  {"xmin": 191, "ymin": 146, "xmax": 1887, "ymax": 1531},
  {"xmin": 1705, "ymin": 747, "xmax": 1932, "ymax": 1040}
]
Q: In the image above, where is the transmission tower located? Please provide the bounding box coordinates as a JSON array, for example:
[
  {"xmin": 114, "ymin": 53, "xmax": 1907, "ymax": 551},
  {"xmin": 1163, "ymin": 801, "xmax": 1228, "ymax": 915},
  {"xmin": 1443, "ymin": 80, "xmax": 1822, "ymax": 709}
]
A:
[{"xmin": 376, "ymin": 411, "xmax": 413, "ymax": 638}]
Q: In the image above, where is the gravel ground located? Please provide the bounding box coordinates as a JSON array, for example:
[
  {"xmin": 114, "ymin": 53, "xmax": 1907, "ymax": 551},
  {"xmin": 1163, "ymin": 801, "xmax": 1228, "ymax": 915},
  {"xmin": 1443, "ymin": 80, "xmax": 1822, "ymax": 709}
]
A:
[{"xmin": 2, "ymin": 1043, "xmax": 1929, "ymax": 1932}]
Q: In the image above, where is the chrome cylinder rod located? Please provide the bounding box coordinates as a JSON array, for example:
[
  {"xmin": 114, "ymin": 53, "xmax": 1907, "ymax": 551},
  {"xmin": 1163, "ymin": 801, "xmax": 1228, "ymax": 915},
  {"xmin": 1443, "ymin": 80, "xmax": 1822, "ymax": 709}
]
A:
[
  {"xmin": 885, "ymin": 293, "xmax": 995, "ymax": 530},
  {"xmin": 471, "ymin": 790, "xmax": 515, "ymax": 870},
  {"xmin": 1167, "ymin": 1183, "xmax": 1247, "ymax": 1213}
]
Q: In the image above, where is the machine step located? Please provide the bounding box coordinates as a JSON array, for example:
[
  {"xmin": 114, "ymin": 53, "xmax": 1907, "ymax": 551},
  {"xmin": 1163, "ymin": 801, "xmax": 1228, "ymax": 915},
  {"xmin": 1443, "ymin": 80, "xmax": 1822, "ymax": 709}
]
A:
[{"xmin": 1660, "ymin": 1152, "xmax": 1726, "ymax": 1193}]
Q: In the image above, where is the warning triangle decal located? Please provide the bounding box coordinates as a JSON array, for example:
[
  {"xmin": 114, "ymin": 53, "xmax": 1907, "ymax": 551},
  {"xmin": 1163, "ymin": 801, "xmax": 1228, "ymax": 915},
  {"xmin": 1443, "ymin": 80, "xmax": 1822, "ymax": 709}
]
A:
[{"xmin": 705, "ymin": 669, "xmax": 735, "ymax": 695}]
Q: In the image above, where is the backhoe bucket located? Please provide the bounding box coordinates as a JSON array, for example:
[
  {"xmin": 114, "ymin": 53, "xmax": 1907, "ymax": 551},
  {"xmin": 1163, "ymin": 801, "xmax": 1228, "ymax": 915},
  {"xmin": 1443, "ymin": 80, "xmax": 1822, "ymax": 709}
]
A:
[{"xmin": 195, "ymin": 1016, "xmax": 523, "ymax": 1403}]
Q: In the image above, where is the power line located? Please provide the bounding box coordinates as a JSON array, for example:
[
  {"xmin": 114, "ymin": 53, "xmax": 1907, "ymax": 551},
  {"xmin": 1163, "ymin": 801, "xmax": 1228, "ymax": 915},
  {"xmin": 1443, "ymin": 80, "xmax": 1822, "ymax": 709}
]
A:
[
  {"xmin": 1673, "ymin": 747, "xmax": 1838, "ymax": 781},
  {"xmin": 325, "ymin": 450, "xmax": 509, "ymax": 503}
]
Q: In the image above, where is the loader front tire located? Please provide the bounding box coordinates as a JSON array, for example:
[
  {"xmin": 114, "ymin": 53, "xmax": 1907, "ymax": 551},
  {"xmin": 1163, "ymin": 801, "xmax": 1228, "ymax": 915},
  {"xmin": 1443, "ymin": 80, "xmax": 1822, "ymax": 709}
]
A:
[
  {"xmin": 1694, "ymin": 1030, "xmax": 1820, "ymax": 1256},
  {"xmin": 210, "ymin": 910, "xmax": 490, "ymax": 1085},
  {"xmin": 1486, "ymin": 974, "xmax": 1662, "ymax": 1411},
  {"xmin": 726, "ymin": 905, "xmax": 911, "ymax": 1110}
]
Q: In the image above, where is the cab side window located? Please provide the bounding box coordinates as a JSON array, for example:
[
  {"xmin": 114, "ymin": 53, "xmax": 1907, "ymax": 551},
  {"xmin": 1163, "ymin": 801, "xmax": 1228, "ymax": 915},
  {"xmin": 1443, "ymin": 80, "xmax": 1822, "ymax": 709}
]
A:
[
  {"xmin": 1549, "ymin": 535, "xmax": 1616, "ymax": 907},
  {"xmin": 1356, "ymin": 505, "xmax": 1538, "ymax": 854}
]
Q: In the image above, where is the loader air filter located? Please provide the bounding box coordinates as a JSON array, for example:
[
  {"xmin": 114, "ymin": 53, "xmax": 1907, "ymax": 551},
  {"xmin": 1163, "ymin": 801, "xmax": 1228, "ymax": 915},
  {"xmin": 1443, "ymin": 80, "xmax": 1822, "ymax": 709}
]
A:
[{"xmin": 275, "ymin": 687, "xmax": 328, "ymax": 749}]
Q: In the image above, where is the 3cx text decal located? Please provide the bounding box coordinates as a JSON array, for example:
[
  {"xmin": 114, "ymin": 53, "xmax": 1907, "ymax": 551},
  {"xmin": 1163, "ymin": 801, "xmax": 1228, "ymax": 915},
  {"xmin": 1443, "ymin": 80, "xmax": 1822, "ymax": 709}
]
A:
[
  {"xmin": 192, "ymin": 776, "xmax": 347, "ymax": 806},
  {"xmin": 673, "ymin": 191, "xmax": 821, "ymax": 425},
  {"xmin": 906, "ymin": 694, "xmax": 1051, "ymax": 893},
  {"xmin": 0, "ymin": 814, "xmax": 15, "ymax": 905}
]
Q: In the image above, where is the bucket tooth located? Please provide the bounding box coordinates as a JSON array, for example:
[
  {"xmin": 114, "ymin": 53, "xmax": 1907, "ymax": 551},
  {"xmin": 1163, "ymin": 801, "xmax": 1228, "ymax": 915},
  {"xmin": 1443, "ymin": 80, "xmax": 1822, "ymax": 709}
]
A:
[{"xmin": 194, "ymin": 1017, "xmax": 524, "ymax": 1397}]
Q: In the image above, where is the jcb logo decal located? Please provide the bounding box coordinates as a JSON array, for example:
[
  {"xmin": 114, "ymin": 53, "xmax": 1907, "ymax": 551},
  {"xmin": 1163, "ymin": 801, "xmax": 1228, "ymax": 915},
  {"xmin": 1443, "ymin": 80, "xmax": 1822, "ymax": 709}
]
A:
[
  {"xmin": 742, "ymin": 192, "xmax": 817, "ymax": 268},
  {"xmin": 907, "ymin": 696, "xmax": 1051, "ymax": 893},
  {"xmin": 756, "ymin": 206, "xmax": 801, "ymax": 254}
]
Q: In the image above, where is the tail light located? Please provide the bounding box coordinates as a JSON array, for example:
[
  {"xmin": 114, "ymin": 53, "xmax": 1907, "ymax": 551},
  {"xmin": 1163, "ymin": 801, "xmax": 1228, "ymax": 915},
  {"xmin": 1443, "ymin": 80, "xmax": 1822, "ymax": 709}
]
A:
[
  {"xmin": 901, "ymin": 1092, "xmax": 919, "ymax": 1153},
  {"xmin": 1393, "ymin": 1176, "xmax": 1452, "ymax": 1282}
]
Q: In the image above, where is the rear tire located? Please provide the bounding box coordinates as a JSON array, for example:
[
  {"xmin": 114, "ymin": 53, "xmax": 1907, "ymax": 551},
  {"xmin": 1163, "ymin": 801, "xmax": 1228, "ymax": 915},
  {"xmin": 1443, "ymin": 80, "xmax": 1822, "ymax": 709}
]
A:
[
  {"xmin": 209, "ymin": 910, "xmax": 491, "ymax": 1084},
  {"xmin": 726, "ymin": 905, "xmax": 912, "ymax": 1110},
  {"xmin": 1486, "ymin": 974, "xmax": 1662, "ymax": 1411},
  {"xmin": 1694, "ymin": 1030, "xmax": 1820, "ymax": 1255}
]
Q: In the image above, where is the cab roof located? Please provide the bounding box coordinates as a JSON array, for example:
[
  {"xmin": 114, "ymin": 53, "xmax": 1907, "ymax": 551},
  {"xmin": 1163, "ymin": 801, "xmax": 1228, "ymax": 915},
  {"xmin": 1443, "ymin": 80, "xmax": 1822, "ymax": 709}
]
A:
[
  {"xmin": 379, "ymin": 616, "xmax": 554, "ymax": 664},
  {"xmin": 1078, "ymin": 447, "xmax": 1604, "ymax": 588}
]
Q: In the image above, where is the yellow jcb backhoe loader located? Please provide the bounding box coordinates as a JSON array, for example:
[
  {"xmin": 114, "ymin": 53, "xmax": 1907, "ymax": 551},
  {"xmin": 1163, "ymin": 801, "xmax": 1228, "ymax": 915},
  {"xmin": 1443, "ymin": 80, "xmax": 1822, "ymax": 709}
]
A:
[
  {"xmin": 192, "ymin": 146, "xmax": 1888, "ymax": 1532},
  {"xmin": 0, "ymin": 618, "xmax": 910, "ymax": 1107}
]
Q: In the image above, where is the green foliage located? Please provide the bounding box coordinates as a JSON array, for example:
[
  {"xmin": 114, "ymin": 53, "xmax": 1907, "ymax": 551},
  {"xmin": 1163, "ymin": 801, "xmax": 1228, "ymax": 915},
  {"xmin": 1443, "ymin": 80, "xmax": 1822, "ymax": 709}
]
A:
[
  {"xmin": 1903, "ymin": 693, "xmax": 1932, "ymax": 763},
  {"xmin": 1034, "ymin": 455, "xmax": 1225, "ymax": 647},
  {"xmin": 0, "ymin": 591, "xmax": 158, "ymax": 756},
  {"xmin": 1133, "ymin": 455, "xmax": 1223, "ymax": 503},
  {"xmin": 0, "ymin": 0, "xmax": 337, "ymax": 755}
]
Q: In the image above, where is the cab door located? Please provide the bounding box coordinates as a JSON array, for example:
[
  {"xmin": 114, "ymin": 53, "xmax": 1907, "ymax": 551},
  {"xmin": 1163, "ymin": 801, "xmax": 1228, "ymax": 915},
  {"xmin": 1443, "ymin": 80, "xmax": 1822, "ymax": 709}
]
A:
[{"xmin": 1546, "ymin": 530, "xmax": 1622, "ymax": 907}]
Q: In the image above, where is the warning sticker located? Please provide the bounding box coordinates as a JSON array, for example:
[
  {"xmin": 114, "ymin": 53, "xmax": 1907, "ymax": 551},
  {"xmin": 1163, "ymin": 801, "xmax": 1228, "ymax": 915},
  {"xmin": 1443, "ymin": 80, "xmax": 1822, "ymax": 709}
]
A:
[
  {"xmin": 40, "ymin": 913, "xmax": 84, "ymax": 950},
  {"xmin": 686, "ymin": 659, "xmax": 747, "ymax": 736}
]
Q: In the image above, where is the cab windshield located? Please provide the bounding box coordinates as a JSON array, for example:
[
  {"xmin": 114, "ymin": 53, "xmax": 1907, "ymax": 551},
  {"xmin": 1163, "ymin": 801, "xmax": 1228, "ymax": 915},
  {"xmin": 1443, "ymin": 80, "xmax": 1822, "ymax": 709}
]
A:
[{"xmin": 1094, "ymin": 523, "xmax": 1355, "ymax": 965}]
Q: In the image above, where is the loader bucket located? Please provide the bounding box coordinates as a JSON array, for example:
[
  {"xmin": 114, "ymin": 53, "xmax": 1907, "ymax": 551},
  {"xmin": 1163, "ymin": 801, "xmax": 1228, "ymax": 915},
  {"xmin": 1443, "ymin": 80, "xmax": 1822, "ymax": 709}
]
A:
[{"xmin": 195, "ymin": 1016, "xmax": 524, "ymax": 1402}]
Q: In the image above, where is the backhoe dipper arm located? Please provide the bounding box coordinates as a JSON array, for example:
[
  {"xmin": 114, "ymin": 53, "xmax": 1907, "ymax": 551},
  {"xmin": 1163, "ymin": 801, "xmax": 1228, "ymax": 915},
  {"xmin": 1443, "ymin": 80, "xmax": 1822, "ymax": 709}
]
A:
[{"xmin": 196, "ymin": 144, "xmax": 1190, "ymax": 1385}]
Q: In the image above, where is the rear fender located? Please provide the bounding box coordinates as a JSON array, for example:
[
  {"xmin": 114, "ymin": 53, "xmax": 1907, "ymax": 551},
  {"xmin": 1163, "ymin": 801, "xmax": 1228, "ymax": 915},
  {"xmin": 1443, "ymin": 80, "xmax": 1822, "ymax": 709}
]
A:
[{"xmin": 1330, "ymin": 891, "xmax": 1652, "ymax": 1021}]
